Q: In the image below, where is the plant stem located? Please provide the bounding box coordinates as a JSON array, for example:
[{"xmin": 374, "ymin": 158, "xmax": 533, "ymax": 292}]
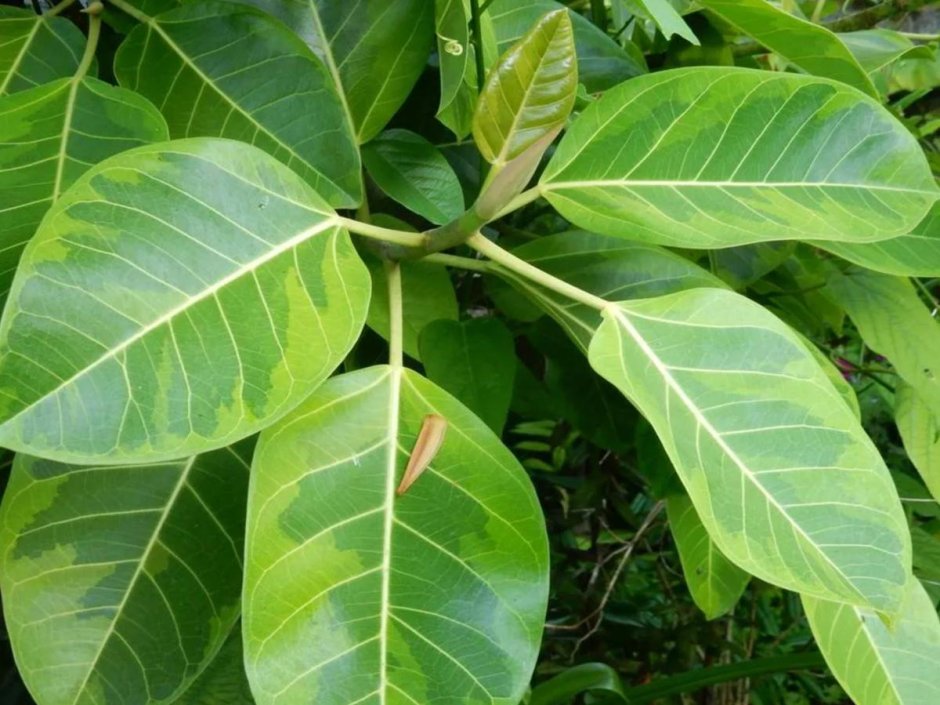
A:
[
  {"xmin": 590, "ymin": 0, "xmax": 607, "ymax": 32},
  {"xmin": 469, "ymin": 0, "xmax": 486, "ymax": 94},
  {"xmin": 107, "ymin": 0, "xmax": 149, "ymax": 23},
  {"xmin": 74, "ymin": 3, "xmax": 103, "ymax": 81},
  {"xmin": 46, "ymin": 0, "xmax": 77, "ymax": 16},
  {"xmin": 386, "ymin": 261, "xmax": 404, "ymax": 369},
  {"xmin": 492, "ymin": 185, "xmax": 544, "ymax": 220},
  {"xmin": 468, "ymin": 233, "xmax": 609, "ymax": 311},
  {"xmin": 733, "ymin": 0, "xmax": 933, "ymax": 55},
  {"xmin": 900, "ymin": 31, "xmax": 940, "ymax": 41},
  {"xmin": 336, "ymin": 217, "xmax": 426, "ymax": 248},
  {"xmin": 423, "ymin": 253, "xmax": 491, "ymax": 273},
  {"xmin": 811, "ymin": 0, "xmax": 826, "ymax": 23}
]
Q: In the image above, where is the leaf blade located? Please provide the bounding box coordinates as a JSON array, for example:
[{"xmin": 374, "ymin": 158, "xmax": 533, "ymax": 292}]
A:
[
  {"xmin": 113, "ymin": 1, "xmax": 361, "ymax": 207},
  {"xmin": 0, "ymin": 138, "xmax": 370, "ymax": 462},
  {"xmin": 541, "ymin": 67, "xmax": 938, "ymax": 248},
  {"xmin": 0, "ymin": 440, "xmax": 252, "ymax": 705},
  {"xmin": 243, "ymin": 366, "xmax": 549, "ymax": 705},
  {"xmin": 588, "ymin": 289, "xmax": 911, "ymax": 612},
  {"xmin": 0, "ymin": 7, "xmax": 86, "ymax": 96}
]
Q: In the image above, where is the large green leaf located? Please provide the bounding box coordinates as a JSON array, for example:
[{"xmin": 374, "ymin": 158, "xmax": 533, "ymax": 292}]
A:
[
  {"xmin": 841, "ymin": 29, "xmax": 934, "ymax": 77},
  {"xmin": 895, "ymin": 383, "xmax": 940, "ymax": 505},
  {"xmin": 362, "ymin": 129, "xmax": 464, "ymax": 225},
  {"xmin": 815, "ymin": 204, "xmax": 940, "ymax": 277},
  {"xmin": 487, "ymin": 0, "xmax": 646, "ymax": 93},
  {"xmin": 0, "ymin": 77, "xmax": 168, "ymax": 301},
  {"xmin": 666, "ymin": 493, "xmax": 750, "ymax": 619},
  {"xmin": 473, "ymin": 8, "xmax": 576, "ymax": 168},
  {"xmin": 243, "ymin": 366, "xmax": 549, "ymax": 705},
  {"xmin": 826, "ymin": 269, "xmax": 940, "ymax": 418},
  {"xmin": 0, "ymin": 7, "xmax": 85, "ymax": 95},
  {"xmin": 697, "ymin": 0, "xmax": 876, "ymax": 97},
  {"xmin": 0, "ymin": 440, "xmax": 252, "ymax": 705},
  {"xmin": 588, "ymin": 289, "xmax": 910, "ymax": 612},
  {"xmin": 489, "ymin": 231, "xmax": 723, "ymax": 351},
  {"xmin": 419, "ymin": 318, "xmax": 517, "ymax": 433},
  {"xmin": 540, "ymin": 68, "xmax": 937, "ymax": 248},
  {"xmin": 0, "ymin": 138, "xmax": 370, "ymax": 463},
  {"xmin": 235, "ymin": 0, "xmax": 433, "ymax": 144},
  {"xmin": 113, "ymin": 0, "xmax": 361, "ymax": 208},
  {"xmin": 803, "ymin": 578, "xmax": 940, "ymax": 705}
]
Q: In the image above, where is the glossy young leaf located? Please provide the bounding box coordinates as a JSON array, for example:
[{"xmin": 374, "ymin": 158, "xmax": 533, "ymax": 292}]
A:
[
  {"xmin": 0, "ymin": 440, "xmax": 252, "ymax": 705},
  {"xmin": 0, "ymin": 6, "xmax": 85, "ymax": 95},
  {"xmin": 816, "ymin": 203, "xmax": 940, "ymax": 277},
  {"xmin": 0, "ymin": 76, "xmax": 168, "ymax": 301},
  {"xmin": 490, "ymin": 231, "xmax": 723, "ymax": 351},
  {"xmin": 176, "ymin": 628, "xmax": 255, "ymax": 705},
  {"xmin": 473, "ymin": 9, "xmax": 576, "ymax": 168},
  {"xmin": 487, "ymin": 0, "xmax": 646, "ymax": 92},
  {"xmin": 803, "ymin": 579, "xmax": 940, "ymax": 705},
  {"xmin": 540, "ymin": 68, "xmax": 937, "ymax": 248},
  {"xmin": 666, "ymin": 493, "xmax": 750, "ymax": 619},
  {"xmin": 589, "ymin": 289, "xmax": 911, "ymax": 612},
  {"xmin": 243, "ymin": 366, "xmax": 549, "ymax": 705},
  {"xmin": 826, "ymin": 269, "xmax": 940, "ymax": 418},
  {"xmin": 697, "ymin": 0, "xmax": 876, "ymax": 97},
  {"xmin": 362, "ymin": 129, "xmax": 464, "ymax": 225},
  {"xmin": 236, "ymin": 0, "xmax": 434, "ymax": 144},
  {"xmin": 364, "ymin": 256, "xmax": 458, "ymax": 362},
  {"xmin": 113, "ymin": 0, "xmax": 361, "ymax": 207},
  {"xmin": 895, "ymin": 383, "xmax": 940, "ymax": 504},
  {"xmin": 0, "ymin": 139, "xmax": 370, "ymax": 463},
  {"xmin": 419, "ymin": 318, "xmax": 517, "ymax": 433}
]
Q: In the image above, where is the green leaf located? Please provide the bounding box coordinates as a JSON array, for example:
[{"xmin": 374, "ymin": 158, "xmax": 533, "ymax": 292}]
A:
[
  {"xmin": 803, "ymin": 578, "xmax": 940, "ymax": 705},
  {"xmin": 895, "ymin": 383, "xmax": 940, "ymax": 505},
  {"xmin": 826, "ymin": 269, "xmax": 940, "ymax": 417},
  {"xmin": 666, "ymin": 493, "xmax": 750, "ymax": 619},
  {"xmin": 0, "ymin": 138, "xmax": 370, "ymax": 463},
  {"xmin": 815, "ymin": 204, "xmax": 940, "ymax": 277},
  {"xmin": 113, "ymin": 0, "xmax": 361, "ymax": 208},
  {"xmin": 629, "ymin": 0, "xmax": 698, "ymax": 45},
  {"xmin": 530, "ymin": 663, "xmax": 628, "ymax": 705},
  {"xmin": 712, "ymin": 243, "xmax": 796, "ymax": 290},
  {"xmin": 697, "ymin": 0, "xmax": 876, "ymax": 97},
  {"xmin": 176, "ymin": 627, "xmax": 255, "ymax": 705},
  {"xmin": 0, "ymin": 76, "xmax": 168, "ymax": 302},
  {"xmin": 541, "ymin": 67, "xmax": 937, "ymax": 248},
  {"xmin": 0, "ymin": 439, "xmax": 252, "ymax": 705},
  {"xmin": 435, "ymin": 0, "xmax": 472, "ymax": 130},
  {"xmin": 235, "ymin": 0, "xmax": 434, "ymax": 144},
  {"xmin": 243, "ymin": 366, "xmax": 549, "ymax": 705},
  {"xmin": 588, "ymin": 288, "xmax": 911, "ymax": 612},
  {"xmin": 490, "ymin": 231, "xmax": 723, "ymax": 351},
  {"xmin": 487, "ymin": 0, "xmax": 646, "ymax": 93},
  {"xmin": 841, "ymin": 29, "xmax": 934, "ymax": 76},
  {"xmin": 419, "ymin": 318, "xmax": 517, "ymax": 433},
  {"xmin": 0, "ymin": 6, "xmax": 85, "ymax": 95},
  {"xmin": 473, "ymin": 8, "xmax": 576, "ymax": 168},
  {"xmin": 362, "ymin": 129, "xmax": 465, "ymax": 225}
]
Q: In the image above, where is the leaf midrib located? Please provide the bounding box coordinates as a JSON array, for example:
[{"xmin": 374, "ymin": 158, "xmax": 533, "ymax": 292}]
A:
[
  {"xmin": 0, "ymin": 17, "xmax": 41, "ymax": 95},
  {"xmin": 67, "ymin": 455, "xmax": 196, "ymax": 705},
  {"xmin": 606, "ymin": 305, "xmax": 866, "ymax": 605},
  {"xmin": 542, "ymin": 180, "xmax": 937, "ymax": 195},
  {"xmin": 1, "ymin": 217, "xmax": 339, "ymax": 430}
]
